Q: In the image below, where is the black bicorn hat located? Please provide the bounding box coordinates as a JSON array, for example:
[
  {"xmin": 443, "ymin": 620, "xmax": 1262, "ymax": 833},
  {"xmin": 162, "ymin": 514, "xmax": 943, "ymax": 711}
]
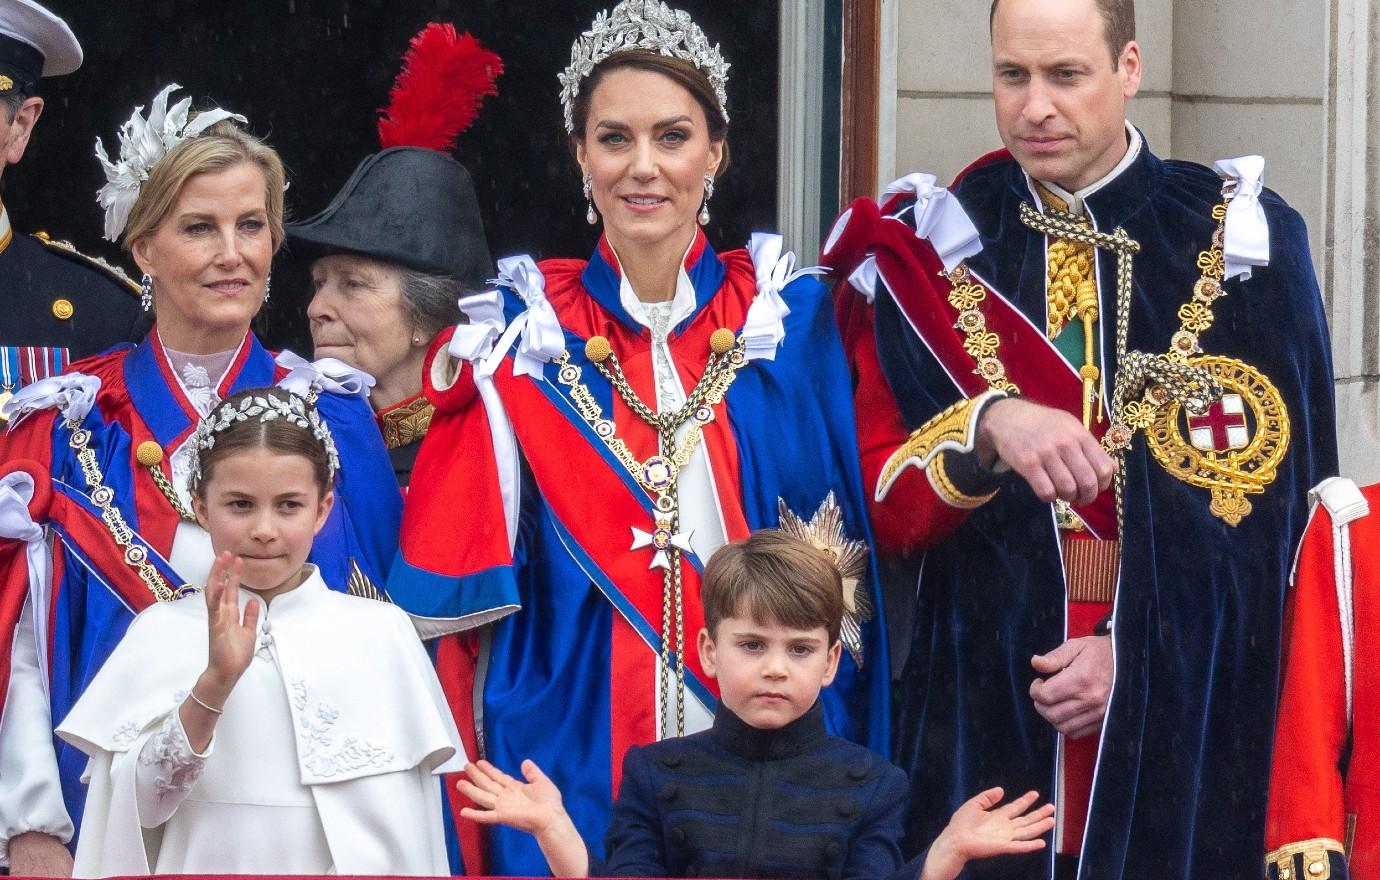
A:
[
  {"xmin": 0, "ymin": 0, "xmax": 82, "ymax": 94},
  {"xmin": 286, "ymin": 23, "xmax": 502, "ymax": 289},
  {"xmin": 286, "ymin": 146, "xmax": 493, "ymax": 288}
]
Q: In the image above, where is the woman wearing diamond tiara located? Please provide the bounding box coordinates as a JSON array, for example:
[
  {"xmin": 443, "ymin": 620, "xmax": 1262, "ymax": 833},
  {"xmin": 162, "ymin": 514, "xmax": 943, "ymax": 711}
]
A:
[
  {"xmin": 391, "ymin": 2, "xmax": 890, "ymax": 874},
  {"xmin": 0, "ymin": 86, "xmax": 400, "ymax": 872},
  {"xmin": 57, "ymin": 387, "xmax": 461, "ymax": 877}
]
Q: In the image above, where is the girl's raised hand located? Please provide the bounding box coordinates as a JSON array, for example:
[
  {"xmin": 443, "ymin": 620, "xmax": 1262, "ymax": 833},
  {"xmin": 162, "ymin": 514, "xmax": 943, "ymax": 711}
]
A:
[
  {"xmin": 457, "ymin": 759, "xmax": 566, "ymax": 835},
  {"xmin": 203, "ymin": 551, "xmax": 259, "ymax": 688},
  {"xmin": 922, "ymin": 788, "xmax": 1056, "ymax": 880}
]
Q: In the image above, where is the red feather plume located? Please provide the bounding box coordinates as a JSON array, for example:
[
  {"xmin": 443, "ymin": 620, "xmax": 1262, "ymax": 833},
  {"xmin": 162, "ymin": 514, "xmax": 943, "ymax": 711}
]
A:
[{"xmin": 377, "ymin": 23, "xmax": 503, "ymax": 152}]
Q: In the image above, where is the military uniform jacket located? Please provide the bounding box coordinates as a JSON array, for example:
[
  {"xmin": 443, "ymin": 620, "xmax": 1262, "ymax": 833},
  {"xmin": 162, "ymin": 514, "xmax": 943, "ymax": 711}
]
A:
[
  {"xmin": 1266, "ymin": 479, "xmax": 1378, "ymax": 880},
  {"xmin": 0, "ymin": 203, "xmax": 141, "ymax": 392},
  {"xmin": 593, "ymin": 702, "xmax": 919, "ymax": 880}
]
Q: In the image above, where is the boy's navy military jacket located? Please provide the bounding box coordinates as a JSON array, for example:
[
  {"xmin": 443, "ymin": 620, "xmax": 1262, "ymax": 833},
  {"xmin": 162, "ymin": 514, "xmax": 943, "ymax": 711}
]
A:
[{"xmin": 593, "ymin": 702, "xmax": 919, "ymax": 880}]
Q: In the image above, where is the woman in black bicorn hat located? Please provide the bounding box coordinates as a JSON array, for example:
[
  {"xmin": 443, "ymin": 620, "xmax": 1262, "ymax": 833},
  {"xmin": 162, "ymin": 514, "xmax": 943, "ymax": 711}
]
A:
[{"xmin": 288, "ymin": 24, "xmax": 500, "ymax": 489}]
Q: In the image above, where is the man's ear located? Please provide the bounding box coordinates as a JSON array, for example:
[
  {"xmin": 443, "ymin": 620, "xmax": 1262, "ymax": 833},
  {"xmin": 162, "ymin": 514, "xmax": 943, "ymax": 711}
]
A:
[
  {"xmin": 1119, "ymin": 41, "xmax": 1142, "ymax": 99},
  {"xmin": 1, "ymin": 96, "xmax": 43, "ymax": 167}
]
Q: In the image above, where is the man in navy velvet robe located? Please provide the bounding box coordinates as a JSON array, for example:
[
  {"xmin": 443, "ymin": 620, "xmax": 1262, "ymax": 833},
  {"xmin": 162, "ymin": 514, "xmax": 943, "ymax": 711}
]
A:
[{"xmin": 820, "ymin": 0, "xmax": 1338, "ymax": 877}]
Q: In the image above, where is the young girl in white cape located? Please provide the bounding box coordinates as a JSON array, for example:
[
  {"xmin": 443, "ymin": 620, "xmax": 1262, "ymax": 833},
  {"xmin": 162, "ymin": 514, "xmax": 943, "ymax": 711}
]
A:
[{"xmin": 57, "ymin": 388, "xmax": 463, "ymax": 876}]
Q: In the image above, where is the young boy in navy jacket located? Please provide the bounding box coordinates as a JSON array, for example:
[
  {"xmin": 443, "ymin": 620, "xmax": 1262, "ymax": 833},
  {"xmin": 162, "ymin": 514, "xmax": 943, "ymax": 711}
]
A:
[{"xmin": 460, "ymin": 530, "xmax": 1054, "ymax": 879}]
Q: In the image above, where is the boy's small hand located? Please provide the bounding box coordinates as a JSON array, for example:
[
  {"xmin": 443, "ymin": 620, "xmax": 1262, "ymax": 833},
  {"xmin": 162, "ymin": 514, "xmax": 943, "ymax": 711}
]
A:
[
  {"xmin": 458, "ymin": 760, "xmax": 591, "ymax": 878},
  {"xmin": 457, "ymin": 759, "xmax": 565, "ymax": 835},
  {"xmin": 921, "ymin": 788, "xmax": 1055, "ymax": 880}
]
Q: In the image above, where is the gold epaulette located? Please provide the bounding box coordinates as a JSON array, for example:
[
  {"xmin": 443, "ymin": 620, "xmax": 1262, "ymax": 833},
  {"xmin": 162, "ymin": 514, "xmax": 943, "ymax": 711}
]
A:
[
  {"xmin": 875, "ymin": 388, "xmax": 1005, "ymax": 504},
  {"xmin": 32, "ymin": 232, "xmax": 142, "ymax": 296},
  {"xmin": 1266, "ymin": 838, "xmax": 1345, "ymax": 880}
]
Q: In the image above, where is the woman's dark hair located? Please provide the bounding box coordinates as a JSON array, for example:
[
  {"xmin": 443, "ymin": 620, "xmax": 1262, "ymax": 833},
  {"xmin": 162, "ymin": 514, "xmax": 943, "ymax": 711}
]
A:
[
  {"xmin": 568, "ymin": 50, "xmax": 731, "ymax": 175},
  {"xmin": 190, "ymin": 388, "xmax": 333, "ymax": 499}
]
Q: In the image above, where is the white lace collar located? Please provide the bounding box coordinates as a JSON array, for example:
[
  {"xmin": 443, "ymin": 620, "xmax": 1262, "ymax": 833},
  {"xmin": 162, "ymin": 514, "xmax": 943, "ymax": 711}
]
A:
[{"xmin": 612, "ymin": 236, "xmax": 699, "ymax": 334}]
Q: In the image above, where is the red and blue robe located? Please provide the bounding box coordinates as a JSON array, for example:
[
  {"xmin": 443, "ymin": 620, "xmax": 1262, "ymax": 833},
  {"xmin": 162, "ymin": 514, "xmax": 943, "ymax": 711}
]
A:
[
  {"xmin": 391, "ymin": 231, "xmax": 891, "ymax": 876},
  {"xmin": 0, "ymin": 330, "xmax": 401, "ymax": 845}
]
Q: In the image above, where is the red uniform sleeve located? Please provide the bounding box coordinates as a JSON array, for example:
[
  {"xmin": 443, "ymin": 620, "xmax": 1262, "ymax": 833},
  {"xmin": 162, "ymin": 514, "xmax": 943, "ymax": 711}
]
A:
[
  {"xmin": 835, "ymin": 286, "xmax": 982, "ymax": 558},
  {"xmin": 1266, "ymin": 504, "xmax": 1349, "ymax": 851}
]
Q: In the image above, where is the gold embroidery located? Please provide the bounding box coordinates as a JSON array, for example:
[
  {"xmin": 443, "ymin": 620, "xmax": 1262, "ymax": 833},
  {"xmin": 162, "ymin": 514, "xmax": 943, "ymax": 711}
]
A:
[
  {"xmin": 927, "ymin": 452, "xmax": 996, "ymax": 510},
  {"xmin": 877, "ymin": 393, "xmax": 999, "ymax": 504},
  {"xmin": 1145, "ymin": 356, "xmax": 1290, "ymax": 525},
  {"xmin": 378, "ymin": 395, "xmax": 434, "ymax": 449},
  {"xmin": 944, "ymin": 265, "xmax": 1019, "ymax": 395},
  {"xmin": 1266, "ymin": 838, "xmax": 1343, "ymax": 880}
]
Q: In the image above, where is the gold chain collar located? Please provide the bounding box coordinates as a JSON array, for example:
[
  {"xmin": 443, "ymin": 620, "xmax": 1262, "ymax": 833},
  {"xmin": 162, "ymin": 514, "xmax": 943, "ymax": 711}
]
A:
[
  {"xmin": 554, "ymin": 327, "xmax": 749, "ymax": 739},
  {"xmin": 67, "ymin": 421, "xmax": 195, "ymax": 602}
]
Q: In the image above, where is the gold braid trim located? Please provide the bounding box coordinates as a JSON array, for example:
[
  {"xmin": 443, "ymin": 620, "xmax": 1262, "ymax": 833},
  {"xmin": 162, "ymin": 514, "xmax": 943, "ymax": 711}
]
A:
[
  {"xmin": 1035, "ymin": 184, "xmax": 1099, "ymax": 341},
  {"xmin": 876, "ymin": 388, "xmax": 1005, "ymax": 503},
  {"xmin": 1266, "ymin": 838, "xmax": 1345, "ymax": 880},
  {"xmin": 926, "ymin": 452, "xmax": 996, "ymax": 509}
]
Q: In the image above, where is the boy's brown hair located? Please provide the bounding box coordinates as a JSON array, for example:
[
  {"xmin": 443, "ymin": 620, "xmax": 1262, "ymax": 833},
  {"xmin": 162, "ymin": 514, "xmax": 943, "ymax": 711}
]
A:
[{"xmin": 701, "ymin": 531, "xmax": 843, "ymax": 643}]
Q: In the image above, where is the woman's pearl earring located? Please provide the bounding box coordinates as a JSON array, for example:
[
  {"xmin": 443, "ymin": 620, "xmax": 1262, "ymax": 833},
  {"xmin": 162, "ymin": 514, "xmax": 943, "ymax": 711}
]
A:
[
  {"xmin": 583, "ymin": 172, "xmax": 597, "ymax": 225},
  {"xmin": 698, "ymin": 174, "xmax": 715, "ymax": 226}
]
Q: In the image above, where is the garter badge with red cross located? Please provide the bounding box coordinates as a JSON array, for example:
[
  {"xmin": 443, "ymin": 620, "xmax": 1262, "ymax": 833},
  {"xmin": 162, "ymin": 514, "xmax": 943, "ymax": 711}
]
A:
[
  {"xmin": 1145, "ymin": 355, "xmax": 1290, "ymax": 527},
  {"xmin": 1187, "ymin": 394, "xmax": 1249, "ymax": 452}
]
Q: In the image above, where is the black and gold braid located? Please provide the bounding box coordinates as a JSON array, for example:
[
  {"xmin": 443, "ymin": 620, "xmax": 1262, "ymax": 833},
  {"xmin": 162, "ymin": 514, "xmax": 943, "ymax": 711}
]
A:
[{"xmin": 589, "ymin": 337, "xmax": 742, "ymax": 738}]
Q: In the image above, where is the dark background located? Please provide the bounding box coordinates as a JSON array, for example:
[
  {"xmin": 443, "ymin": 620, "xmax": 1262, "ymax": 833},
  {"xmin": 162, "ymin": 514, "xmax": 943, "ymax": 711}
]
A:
[{"xmin": 3, "ymin": 0, "xmax": 781, "ymax": 351}]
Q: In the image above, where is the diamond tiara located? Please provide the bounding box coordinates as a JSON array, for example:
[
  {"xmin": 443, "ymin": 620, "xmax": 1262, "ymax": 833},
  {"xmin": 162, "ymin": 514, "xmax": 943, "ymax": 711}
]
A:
[
  {"xmin": 95, "ymin": 84, "xmax": 247, "ymax": 242},
  {"xmin": 558, "ymin": 0, "xmax": 730, "ymax": 134},
  {"xmin": 189, "ymin": 390, "xmax": 340, "ymax": 486}
]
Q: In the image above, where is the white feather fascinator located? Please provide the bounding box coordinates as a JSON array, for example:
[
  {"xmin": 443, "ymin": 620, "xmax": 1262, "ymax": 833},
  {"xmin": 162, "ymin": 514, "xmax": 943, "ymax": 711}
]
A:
[{"xmin": 94, "ymin": 83, "xmax": 247, "ymax": 242}]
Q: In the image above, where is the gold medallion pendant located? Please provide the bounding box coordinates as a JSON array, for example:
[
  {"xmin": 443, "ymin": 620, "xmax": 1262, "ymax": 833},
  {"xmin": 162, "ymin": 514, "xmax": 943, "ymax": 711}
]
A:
[{"xmin": 1144, "ymin": 355, "xmax": 1290, "ymax": 526}]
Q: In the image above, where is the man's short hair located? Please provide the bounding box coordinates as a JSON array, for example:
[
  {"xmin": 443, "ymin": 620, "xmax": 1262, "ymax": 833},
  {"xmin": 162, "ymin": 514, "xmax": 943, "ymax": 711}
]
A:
[
  {"xmin": 701, "ymin": 530, "xmax": 844, "ymax": 644},
  {"xmin": 1, "ymin": 89, "xmax": 26, "ymax": 123},
  {"xmin": 989, "ymin": 0, "xmax": 1136, "ymax": 69}
]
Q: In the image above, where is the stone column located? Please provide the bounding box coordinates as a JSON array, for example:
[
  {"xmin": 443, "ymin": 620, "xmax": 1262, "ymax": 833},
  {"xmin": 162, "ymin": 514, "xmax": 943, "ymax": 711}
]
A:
[{"xmin": 1323, "ymin": 0, "xmax": 1380, "ymax": 480}]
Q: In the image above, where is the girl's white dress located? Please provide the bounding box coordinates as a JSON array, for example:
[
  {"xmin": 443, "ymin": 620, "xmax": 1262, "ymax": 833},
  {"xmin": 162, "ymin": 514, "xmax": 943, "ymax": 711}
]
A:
[{"xmin": 57, "ymin": 567, "xmax": 463, "ymax": 876}]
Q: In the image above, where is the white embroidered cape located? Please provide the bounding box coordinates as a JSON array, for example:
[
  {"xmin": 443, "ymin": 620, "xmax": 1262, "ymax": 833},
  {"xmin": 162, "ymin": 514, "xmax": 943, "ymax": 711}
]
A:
[{"xmin": 56, "ymin": 567, "xmax": 463, "ymax": 876}]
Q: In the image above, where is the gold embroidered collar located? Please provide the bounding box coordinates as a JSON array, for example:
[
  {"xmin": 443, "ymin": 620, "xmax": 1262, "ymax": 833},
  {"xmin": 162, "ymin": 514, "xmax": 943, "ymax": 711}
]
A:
[{"xmin": 377, "ymin": 393, "xmax": 434, "ymax": 449}]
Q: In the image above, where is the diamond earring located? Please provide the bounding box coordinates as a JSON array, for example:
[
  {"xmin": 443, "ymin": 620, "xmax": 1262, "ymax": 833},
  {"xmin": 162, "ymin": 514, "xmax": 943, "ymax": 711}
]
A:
[
  {"xmin": 698, "ymin": 174, "xmax": 715, "ymax": 225},
  {"xmin": 140, "ymin": 273, "xmax": 153, "ymax": 311},
  {"xmin": 263, "ymin": 272, "xmax": 272, "ymax": 304},
  {"xmin": 583, "ymin": 172, "xmax": 597, "ymax": 225}
]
